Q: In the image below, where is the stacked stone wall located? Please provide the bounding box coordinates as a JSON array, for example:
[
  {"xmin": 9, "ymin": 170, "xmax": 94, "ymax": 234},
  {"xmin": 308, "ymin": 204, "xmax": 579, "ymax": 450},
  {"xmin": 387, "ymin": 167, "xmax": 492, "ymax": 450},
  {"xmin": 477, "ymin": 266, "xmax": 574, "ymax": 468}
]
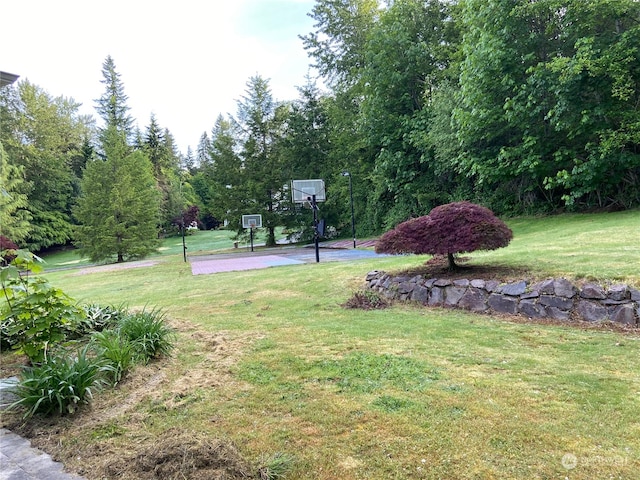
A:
[{"xmin": 365, "ymin": 271, "xmax": 640, "ymax": 326}]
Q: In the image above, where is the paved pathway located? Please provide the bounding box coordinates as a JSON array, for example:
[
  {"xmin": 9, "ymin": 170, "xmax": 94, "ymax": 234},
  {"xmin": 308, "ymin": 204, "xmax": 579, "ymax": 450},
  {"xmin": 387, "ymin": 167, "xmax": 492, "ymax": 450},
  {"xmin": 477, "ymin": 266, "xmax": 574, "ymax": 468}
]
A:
[{"xmin": 0, "ymin": 428, "xmax": 85, "ymax": 480}]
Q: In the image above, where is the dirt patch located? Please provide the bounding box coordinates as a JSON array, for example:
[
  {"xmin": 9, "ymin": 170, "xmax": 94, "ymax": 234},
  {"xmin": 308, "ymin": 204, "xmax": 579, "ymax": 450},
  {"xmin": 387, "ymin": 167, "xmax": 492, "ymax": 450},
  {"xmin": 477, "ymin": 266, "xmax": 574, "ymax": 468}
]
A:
[
  {"xmin": 74, "ymin": 260, "xmax": 159, "ymax": 275},
  {"xmin": 104, "ymin": 429, "xmax": 254, "ymax": 480}
]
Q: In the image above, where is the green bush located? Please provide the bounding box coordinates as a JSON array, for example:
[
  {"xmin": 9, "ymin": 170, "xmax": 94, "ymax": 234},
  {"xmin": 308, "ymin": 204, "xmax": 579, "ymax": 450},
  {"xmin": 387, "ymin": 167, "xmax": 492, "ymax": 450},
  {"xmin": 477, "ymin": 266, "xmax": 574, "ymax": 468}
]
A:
[
  {"xmin": 9, "ymin": 345, "xmax": 113, "ymax": 419},
  {"xmin": 117, "ymin": 308, "xmax": 175, "ymax": 363},
  {"xmin": 1, "ymin": 249, "xmax": 84, "ymax": 363}
]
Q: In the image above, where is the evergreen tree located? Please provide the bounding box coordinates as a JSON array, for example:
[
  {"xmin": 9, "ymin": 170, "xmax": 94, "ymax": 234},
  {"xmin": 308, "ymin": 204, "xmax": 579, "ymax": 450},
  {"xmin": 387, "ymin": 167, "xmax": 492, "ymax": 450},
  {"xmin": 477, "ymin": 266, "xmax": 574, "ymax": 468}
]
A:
[
  {"xmin": 0, "ymin": 141, "xmax": 32, "ymax": 243},
  {"xmin": 0, "ymin": 80, "xmax": 91, "ymax": 250},
  {"xmin": 142, "ymin": 115, "xmax": 184, "ymax": 229},
  {"xmin": 207, "ymin": 115, "xmax": 243, "ymax": 227},
  {"xmin": 75, "ymin": 57, "xmax": 161, "ymax": 261},
  {"xmin": 74, "ymin": 129, "xmax": 161, "ymax": 263},
  {"xmin": 95, "ymin": 55, "xmax": 134, "ymax": 144},
  {"xmin": 235, "ymin": 75, "xmax": 290, "ymax": 246},
  {"xmin": 360, "ymin": 0, "xmax": 459, "ymax": 226}
]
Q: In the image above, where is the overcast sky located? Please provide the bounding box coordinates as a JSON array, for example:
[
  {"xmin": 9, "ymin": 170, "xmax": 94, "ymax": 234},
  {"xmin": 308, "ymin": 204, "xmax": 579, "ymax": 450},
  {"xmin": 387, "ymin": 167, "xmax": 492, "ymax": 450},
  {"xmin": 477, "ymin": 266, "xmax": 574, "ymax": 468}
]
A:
[{"xmin": 3, "ymin": 0, "xmax": 319, "ymax": 153}]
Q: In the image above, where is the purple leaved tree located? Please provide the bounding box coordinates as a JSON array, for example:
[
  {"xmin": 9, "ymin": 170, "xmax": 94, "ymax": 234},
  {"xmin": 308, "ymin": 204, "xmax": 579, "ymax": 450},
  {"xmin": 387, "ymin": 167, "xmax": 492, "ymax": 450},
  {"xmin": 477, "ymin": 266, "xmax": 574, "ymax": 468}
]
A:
[{"xmin": 375, "ymin": 202, "xmax": 513, "ymax": 270}]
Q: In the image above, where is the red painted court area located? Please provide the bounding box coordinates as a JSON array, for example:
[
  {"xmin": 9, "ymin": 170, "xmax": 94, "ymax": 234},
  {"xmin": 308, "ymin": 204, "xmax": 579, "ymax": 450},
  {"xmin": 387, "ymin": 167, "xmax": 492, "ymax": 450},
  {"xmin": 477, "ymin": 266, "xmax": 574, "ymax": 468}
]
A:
[
  {"xmin": 190, "ymin": 255, "xmax": 304, "ymax": 275},
  {"xmin": 189, "ymin": 241, "xmax": 384, "ymax": 276}
]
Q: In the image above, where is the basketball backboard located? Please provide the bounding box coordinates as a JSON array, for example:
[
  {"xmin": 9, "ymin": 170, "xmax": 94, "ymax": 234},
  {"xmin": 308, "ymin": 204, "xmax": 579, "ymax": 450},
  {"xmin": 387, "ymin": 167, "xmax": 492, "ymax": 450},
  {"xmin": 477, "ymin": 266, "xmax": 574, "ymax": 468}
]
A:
[
  {"xmin": 242, "ymin": 214, "xmax": 262, "ymax": 229},
  {"xmin": 291, "ymin": 179, "xmax": 326, "ymax": 203}
]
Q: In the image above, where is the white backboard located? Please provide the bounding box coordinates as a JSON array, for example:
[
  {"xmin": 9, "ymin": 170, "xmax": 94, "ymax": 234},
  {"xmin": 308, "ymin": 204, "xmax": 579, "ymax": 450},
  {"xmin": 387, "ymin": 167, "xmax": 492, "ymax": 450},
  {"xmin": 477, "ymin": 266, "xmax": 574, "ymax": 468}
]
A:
[
  {"xmin": 291, "ymin": 179, "xmax": 326, "ymax": 203},
  {"xmin": 242, "ymin": 214, "xmax": 262, "ymax": 228}
]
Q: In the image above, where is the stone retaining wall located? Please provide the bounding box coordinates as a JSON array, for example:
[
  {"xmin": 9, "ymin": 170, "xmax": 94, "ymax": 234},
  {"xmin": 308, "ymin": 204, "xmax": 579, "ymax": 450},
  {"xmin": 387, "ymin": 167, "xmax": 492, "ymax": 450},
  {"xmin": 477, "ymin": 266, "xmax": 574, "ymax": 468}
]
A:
[{"xmin": 365, "ymin": 271, "xmax": 640, "ymax": 326}]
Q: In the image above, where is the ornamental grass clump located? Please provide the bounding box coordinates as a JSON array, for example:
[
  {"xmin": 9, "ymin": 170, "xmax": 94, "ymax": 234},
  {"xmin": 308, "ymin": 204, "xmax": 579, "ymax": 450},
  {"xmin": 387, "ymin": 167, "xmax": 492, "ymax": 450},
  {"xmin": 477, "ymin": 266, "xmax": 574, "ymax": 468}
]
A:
[
  {"xmin": 375, "ymin": 201, "xmax": 513, "ymax": 270},
  {"xmin": 9, "ymin": 345, "xmax": 113, "ymax": 419},
  {"xmin": 117, "ymin": 307, "xmax": 175, "ymax": 363},
  {"xmin": 91, "ymin": 330, "xmax": 135, "ymax": 386}
]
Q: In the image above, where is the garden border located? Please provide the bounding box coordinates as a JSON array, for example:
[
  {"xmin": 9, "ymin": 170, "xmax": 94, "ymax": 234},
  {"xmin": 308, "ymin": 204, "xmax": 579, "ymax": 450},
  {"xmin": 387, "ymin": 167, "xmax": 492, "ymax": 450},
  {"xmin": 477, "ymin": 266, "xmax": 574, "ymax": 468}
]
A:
[{"xmin": 365, "ymin": 271, "xmax": 640, "ymax": 326}]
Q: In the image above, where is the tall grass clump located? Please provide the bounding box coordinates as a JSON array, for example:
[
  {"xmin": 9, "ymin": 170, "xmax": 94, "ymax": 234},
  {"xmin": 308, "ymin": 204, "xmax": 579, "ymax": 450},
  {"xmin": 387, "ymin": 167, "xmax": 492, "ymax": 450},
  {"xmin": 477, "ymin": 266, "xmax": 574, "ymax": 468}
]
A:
[
  {"xmin": 91, "ymin": 330, "xmax": 135, "ymax": 386},
  {"xmin": 117, "ymin": 307, "xmax": 175, "ymax": 363},
  {"xmin": 258, "ymin": 452, "xmax": 296, "ymax": 480},
  {"xmin": 9, "ymin": 345, "xmax": 113, "ymax": 418}
]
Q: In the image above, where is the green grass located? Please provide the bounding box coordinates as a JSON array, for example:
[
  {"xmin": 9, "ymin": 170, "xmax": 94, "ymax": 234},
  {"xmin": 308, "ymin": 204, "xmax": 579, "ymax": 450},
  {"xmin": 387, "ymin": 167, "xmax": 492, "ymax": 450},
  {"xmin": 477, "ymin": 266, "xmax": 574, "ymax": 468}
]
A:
[
  {"xmin": 472, "ymin": 210, "xmax": 640, "ymax": 283},
  {"xmin": 39, "ymin": 227, "xmax": 287, "ymax": 270},
  {"xmin": 3, "ymin": 211, "xmax": 640, "ymax": 479}
]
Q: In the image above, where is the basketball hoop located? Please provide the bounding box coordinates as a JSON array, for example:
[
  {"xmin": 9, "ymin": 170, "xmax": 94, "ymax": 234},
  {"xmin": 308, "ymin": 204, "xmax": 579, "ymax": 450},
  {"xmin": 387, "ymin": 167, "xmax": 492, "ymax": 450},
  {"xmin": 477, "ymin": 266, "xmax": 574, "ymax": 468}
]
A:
[{"xmin": 242, "ymin": 214, "xmax": 263, "ymax": 252}]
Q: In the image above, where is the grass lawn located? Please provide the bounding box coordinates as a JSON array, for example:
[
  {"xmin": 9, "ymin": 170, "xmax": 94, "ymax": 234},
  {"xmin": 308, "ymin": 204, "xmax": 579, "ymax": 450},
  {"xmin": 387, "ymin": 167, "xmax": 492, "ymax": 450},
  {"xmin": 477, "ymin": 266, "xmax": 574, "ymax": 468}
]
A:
[
  {"xmin": 39, "ymin": 228, "xmax": 286, "ymax": 270},
  {"xmin": 2, "ymin": 210, "xmax": 639, "ymax": 479}
]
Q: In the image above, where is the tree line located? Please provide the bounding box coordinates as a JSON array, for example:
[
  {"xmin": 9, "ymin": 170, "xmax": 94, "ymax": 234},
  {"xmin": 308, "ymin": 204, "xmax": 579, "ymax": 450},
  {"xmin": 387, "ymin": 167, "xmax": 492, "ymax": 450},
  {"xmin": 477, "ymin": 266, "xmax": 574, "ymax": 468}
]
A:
[{"xmin": 1, "ymin": 0, "xmax": 638, "ymax": 262}]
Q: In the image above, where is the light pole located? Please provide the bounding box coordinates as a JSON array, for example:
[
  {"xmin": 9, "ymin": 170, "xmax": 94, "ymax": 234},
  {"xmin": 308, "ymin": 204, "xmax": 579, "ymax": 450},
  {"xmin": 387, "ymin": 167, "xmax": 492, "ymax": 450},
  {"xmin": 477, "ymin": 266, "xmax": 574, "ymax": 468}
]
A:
[
  {"xmin": 179, "ymin": 179, "xmax": 187, "ymax": 262},
  {"xmin": 341, "ymin": 171, "xmax": 356, "ymax": 248}
]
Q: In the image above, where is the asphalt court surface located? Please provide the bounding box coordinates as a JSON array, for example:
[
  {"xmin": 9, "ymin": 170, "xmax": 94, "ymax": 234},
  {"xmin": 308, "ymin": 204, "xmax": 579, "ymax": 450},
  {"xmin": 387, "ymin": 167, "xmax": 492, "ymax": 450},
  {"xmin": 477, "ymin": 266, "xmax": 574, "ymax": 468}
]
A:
[{"xmin": 190, "ymin": 247, "xmax": 385, "ymax": 275}]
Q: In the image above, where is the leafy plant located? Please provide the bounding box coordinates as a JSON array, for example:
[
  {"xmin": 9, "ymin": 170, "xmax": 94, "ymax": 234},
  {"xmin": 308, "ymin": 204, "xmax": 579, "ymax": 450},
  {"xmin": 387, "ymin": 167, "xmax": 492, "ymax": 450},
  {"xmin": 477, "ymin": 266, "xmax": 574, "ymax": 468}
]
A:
[
  {"xmin": 67, "ymin": 303, "xmax": 127, "ymax": 338},
  {"xmin": 8, "ymin": 345, "xmax": 113, "ymax": 419},
  {"xmin": 91, "ymin": 330, "xmax": 135, "ymax": 385},
  {"xmin": 117, "ymin": 308, "xmax": 175, "ymax": 363},
  {"xmin": 0, "ymin": 249, "xmax": 84, "ymax": 363},
  {"xmin": 376, "ymin": 201, "xmax": 513, "ymax": 270}
]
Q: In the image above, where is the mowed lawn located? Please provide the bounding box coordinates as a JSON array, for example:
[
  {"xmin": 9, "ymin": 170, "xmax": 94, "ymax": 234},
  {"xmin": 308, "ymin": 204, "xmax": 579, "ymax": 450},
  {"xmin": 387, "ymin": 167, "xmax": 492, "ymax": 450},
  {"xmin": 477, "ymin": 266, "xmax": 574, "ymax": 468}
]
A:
[{"xmin": 4, "ymin": 210, "xmax": 640, "ymax": 479}]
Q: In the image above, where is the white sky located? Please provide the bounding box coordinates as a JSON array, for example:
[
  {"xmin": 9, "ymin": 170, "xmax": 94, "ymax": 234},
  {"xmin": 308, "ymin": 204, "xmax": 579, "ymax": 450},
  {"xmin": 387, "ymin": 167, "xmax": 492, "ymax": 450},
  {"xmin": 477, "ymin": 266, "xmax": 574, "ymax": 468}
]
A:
[{"xmin": 2, "ymin": 0, "xmax": 319, "ymax": 154}]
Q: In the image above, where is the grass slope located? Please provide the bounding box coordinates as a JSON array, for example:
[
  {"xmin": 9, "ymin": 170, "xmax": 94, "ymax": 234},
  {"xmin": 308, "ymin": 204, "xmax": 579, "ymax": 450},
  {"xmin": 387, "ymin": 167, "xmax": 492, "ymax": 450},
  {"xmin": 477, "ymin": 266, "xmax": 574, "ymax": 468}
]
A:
[{"xmin": 2, "ymin": 211, "xmax": 639, "ymax": 479}]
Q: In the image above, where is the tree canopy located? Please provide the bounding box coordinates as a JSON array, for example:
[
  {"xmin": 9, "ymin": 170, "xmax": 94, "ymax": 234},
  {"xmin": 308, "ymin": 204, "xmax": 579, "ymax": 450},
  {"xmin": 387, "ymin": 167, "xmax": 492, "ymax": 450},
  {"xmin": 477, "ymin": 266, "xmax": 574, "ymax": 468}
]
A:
[
  {"xmin": 1, "ymin": 1, "xmax": 638, "ymax": 258},
  {"xmin": 375, "ymin": 201, "xmax": 513, "ymax": 269}
]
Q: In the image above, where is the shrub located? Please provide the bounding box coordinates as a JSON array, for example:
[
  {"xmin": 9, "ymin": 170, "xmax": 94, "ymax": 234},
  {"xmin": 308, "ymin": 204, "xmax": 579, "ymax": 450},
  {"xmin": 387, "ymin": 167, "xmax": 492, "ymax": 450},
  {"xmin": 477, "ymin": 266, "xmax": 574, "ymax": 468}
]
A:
[
  {"xmin": 8, "ymin": 345, "xmax": 113, "ymax": 418},
  {"xmin": 1, "ymin": 249, "xmax": 84, "ymax": 363},
  {"xmin": 375, "ymin": 201, "xmax": 513, "ymax": 269},
  {"xmin": 117, "ymin": 308, "xmax": 175, "ymax": 363},
  {"xmin": 0, "ymin": 235, "xmax": 18, "ymax": 266}
]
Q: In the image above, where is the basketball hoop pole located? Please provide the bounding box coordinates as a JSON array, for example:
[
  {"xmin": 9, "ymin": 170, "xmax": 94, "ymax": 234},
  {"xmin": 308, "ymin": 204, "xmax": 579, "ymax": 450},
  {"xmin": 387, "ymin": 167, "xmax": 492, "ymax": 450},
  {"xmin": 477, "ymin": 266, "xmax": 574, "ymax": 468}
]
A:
[
  {"xmin": 250, "ymin": 226, "xmax": 254, "ymax": 252},
  {"xmin": 312, "ymin": 194, "xmax": 320, "ymax": 262}
]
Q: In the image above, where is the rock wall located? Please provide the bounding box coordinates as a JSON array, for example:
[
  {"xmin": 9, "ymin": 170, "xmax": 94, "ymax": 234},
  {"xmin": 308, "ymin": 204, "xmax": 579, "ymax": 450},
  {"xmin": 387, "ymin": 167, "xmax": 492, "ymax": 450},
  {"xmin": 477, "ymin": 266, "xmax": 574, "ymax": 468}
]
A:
[{"xmin": 365, "ymin": 271, "xmax": 640, "ymax": 326}]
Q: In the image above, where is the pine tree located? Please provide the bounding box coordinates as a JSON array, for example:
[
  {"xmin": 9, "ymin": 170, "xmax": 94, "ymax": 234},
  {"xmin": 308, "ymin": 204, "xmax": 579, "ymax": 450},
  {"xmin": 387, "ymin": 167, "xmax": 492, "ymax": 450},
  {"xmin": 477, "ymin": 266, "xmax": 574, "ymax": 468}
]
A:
[
  {"xmin": 95, "ymin": 55, "xmax": 134, "ymax": 143},
  {"xmin": 235, "ymin": 75, "xmax": 290, "ymax": 246},
  {"xmin": 74, "ymin": 130, "xmax": 161, "ymax": 263},
  {"xmin": 74, "ymin": 58, "xmax": 161, "ymax": 262}
]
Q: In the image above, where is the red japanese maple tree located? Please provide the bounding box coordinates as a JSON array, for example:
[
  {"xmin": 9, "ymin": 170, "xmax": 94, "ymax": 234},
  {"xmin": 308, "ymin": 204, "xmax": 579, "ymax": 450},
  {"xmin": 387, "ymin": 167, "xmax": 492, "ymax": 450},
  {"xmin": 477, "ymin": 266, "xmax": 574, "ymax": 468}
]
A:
[{"xmin": 375, "ymin": 202, "xmax": 513, "ymax": 270}]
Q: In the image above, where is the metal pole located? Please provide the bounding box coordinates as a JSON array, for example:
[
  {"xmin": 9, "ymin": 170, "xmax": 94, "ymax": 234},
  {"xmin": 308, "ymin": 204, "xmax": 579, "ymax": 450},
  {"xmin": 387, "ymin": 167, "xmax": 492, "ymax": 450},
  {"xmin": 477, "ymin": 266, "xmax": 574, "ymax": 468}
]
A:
[
  {"xmin": 348, "ymin": 174, "xmax": 356, "ymax": 248},
  {"xmin": 312, "ymin": 194, "xmax": 319, "ymax": 263},
  {"xmin": 250, "ymin": 227, "xmax": 254, "ymax": 252},
  {"xmin": 181, "ymin": 221, "xmax": 187, "ymax": 262}
]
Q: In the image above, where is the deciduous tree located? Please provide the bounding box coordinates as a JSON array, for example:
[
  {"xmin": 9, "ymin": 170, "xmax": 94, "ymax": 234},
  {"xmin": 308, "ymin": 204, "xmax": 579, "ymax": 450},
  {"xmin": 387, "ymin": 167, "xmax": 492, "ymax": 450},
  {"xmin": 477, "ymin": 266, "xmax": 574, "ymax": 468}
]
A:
[{"xmin": 375, "ymin": 201, "xmax": 513, "ymax": 270}]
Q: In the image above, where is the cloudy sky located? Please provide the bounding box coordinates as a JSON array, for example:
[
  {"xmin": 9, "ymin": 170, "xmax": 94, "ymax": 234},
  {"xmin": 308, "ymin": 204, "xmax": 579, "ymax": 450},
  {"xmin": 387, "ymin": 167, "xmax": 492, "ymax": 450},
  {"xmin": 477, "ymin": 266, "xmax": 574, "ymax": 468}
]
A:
[{"xmin": 3, "ymin": 0, "xmax": 319, "ymax": 153}]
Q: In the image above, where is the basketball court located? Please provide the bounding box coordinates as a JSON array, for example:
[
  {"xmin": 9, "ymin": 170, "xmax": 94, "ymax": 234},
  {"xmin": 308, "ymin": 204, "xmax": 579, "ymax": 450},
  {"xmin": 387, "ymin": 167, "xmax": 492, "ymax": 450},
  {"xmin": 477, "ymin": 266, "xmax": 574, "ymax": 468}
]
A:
[
  {"xmin": 189, "ymin": 179, "xmax": 384, "ymax": 275},
  {"xmin": 189, "ymin": 243, "xmax": 384, "ymax": 275}
]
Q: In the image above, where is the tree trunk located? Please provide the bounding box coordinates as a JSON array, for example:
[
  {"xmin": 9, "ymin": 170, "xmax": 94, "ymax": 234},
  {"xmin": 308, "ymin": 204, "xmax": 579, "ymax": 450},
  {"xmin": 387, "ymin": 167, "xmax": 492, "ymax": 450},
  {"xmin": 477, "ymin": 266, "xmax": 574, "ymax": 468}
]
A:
[
  {"xmin": 447, "ymin": 252, "xmax": 457, "ymax": 270},
  {"xmin": 267, "ymin": 226, "xmax": 276, "ymax": 247}
]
